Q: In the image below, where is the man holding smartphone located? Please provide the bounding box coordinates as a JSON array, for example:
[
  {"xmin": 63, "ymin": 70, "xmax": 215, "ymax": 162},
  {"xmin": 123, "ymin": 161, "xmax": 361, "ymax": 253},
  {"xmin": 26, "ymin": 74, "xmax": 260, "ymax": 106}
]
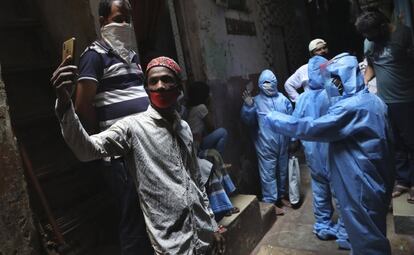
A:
[
  {"xmin": 52, "ymin": 56, "xmax": 225, "ymax": 255},
  {"xmin": 75, "ymin": 0, "xmax": 151, "ymax": 253}
]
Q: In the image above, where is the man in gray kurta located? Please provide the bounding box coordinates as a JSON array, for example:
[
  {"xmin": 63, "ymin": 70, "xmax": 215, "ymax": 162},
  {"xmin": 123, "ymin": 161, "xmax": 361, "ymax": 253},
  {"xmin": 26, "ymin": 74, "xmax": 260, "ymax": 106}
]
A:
[{"xmin": 52, "ymin": 56, "xmax": 224, "ymax": 254}]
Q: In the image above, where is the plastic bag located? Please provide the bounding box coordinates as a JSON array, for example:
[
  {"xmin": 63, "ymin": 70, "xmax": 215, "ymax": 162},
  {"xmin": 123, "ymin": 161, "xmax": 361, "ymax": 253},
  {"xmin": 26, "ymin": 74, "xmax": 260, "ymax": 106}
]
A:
[{"xmin": 288, "ymin": 156, "xmax": 301, "ymax": 205}]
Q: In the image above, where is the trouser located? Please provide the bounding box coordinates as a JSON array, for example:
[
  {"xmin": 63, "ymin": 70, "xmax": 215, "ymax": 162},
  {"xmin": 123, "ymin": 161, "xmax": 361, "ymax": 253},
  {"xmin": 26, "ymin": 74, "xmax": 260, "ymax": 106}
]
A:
[
  {"xmin": 310, "ymin": 172, "xmax": 335, "ymax": 233},
  {"xmin": 331, "ymin": 166, "xmax": 391, "ymax": 255},
  {"xmin": 257, "ymin": 148, "xmax": 288, "ymax": 203},
  {"xmin": 387, "ymin": 101, "xmax": 414, "ymax": 187},
  {"xmin": 200, "ymin": 128, "xmax": 228, "ymax": 155},
  {"xmin": 330, "ymin": 186, "xmax": 349, "ymax": 243},
  {"xmin": 309, "ymin": 169, "xmax": 348, "ymax": 241},
  {"xmin": 103, "ymin": 158, "xmax": 153, "ymax": 255}
]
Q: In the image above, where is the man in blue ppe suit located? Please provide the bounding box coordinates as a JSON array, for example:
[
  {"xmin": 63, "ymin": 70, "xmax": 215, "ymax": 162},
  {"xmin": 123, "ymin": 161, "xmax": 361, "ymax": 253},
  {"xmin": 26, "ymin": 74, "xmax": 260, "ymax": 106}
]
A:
[
  {"xmin": 294, "ymin": 55, "xmax": 349, "ymax": 249},
  {"xmin": 264, "ymin": 53, "xmax": 394, "ymax": 255},
  {"xmin": 241, "ymin": 69, "xmax": 293, "ymax": 215}
]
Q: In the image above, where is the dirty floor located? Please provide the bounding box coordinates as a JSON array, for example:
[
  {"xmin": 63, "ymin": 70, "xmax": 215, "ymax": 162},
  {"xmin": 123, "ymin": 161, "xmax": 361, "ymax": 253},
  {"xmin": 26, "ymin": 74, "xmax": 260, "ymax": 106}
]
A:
[{"xmin": 251, "ymin": 164, "xmax": 414, "ymax": 255}]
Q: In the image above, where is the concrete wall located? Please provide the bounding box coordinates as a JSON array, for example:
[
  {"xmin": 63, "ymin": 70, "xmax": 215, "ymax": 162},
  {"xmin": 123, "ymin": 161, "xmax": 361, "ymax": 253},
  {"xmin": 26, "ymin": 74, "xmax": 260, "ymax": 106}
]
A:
[
  {"xmin": 0, "ymin": 66, "xmax": 40, "ymax": 255},
  {"xmin": 193, "ymin": 1, "xmax": 268, "ymax": 80}
]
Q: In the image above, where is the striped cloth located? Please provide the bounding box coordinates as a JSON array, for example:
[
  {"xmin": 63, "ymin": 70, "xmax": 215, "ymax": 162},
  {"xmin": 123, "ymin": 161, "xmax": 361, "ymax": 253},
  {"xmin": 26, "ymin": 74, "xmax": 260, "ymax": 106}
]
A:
[
  {"xmin": 199, "ymin": 149, "xmax": 236, "ymax": 215},
  {"xmin": 78, "ymin": 41, "xmax": 149, "ymax": 131}
]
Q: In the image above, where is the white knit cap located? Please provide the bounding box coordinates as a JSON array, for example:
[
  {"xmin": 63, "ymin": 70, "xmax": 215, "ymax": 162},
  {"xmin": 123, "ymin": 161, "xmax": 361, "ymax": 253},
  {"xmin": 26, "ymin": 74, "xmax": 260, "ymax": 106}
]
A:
[{"xmin": 308, "ymin": 38, "xmax": 327, "ymax": 52}]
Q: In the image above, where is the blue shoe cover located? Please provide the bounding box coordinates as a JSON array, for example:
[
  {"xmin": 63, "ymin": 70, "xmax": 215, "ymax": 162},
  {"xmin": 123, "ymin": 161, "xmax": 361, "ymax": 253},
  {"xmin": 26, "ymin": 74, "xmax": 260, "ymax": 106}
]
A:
[
  {"xmin": 336, "ymin": 239, "xmax": 351, "ymax": 250},
  {"xmin": 314, "ymin": 228, "xmax": 337, "ymax": 240}
]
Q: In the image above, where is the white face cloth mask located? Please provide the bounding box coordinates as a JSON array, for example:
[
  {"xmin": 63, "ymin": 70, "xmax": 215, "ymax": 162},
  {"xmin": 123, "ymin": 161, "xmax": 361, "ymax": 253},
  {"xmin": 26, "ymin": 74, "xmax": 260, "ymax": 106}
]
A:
[
  {"xmin": 101, "ymin": 22, "xmax": 136, "ymax": 64},
  {"xmin": 262, "ymin": 82, "xmax": 277, "ymax": 96}
]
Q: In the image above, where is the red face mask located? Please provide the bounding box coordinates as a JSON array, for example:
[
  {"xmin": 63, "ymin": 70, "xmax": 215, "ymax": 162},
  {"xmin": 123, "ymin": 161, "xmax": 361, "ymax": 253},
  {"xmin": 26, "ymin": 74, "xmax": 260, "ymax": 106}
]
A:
[{"xmin": 148, "ymin": 87, "xmax": 180, "ymax": 109}]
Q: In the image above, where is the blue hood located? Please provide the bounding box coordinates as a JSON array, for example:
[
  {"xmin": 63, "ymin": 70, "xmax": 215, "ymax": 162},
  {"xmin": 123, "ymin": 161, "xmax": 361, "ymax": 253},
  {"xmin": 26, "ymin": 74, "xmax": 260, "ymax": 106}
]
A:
[
  {"xmin": 308, "ymin": 56, "xmax": 328, "ymax": 90},
  {"xmin": 324, "ymin": 53, "xmax": 365, "ymax": 97},
  {"xmin": 258, "ymin": 69, "xmax": 278, "ymax": 95}
]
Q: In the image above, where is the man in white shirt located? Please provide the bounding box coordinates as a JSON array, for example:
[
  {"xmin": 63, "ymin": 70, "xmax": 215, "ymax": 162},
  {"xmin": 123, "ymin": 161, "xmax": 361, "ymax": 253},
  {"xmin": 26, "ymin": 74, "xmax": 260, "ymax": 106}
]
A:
[{"xmin": 284, "ymin": 38, "xmax": 329, "ymax": 102}]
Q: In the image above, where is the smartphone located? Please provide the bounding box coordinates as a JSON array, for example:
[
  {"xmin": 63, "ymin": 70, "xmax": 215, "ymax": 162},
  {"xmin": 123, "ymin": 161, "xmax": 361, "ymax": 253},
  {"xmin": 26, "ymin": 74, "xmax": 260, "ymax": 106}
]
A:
[{"xmin": 62, "ymin": 37, "xmax": 76, "ymax": 62}]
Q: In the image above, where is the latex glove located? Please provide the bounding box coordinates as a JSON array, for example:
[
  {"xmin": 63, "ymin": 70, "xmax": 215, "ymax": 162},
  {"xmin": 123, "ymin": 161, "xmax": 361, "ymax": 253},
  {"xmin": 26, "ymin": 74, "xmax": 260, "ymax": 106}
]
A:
[{"xmin": 242, "ymin": 89, "xmax": 254, "ymax": 106}]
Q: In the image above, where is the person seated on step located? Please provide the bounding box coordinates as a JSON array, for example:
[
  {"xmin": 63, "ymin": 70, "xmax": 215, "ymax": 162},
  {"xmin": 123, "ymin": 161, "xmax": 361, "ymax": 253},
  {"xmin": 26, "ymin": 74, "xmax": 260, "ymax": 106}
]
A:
[
  {"xmin": 186, "ymin": 81, "xmax": 228, "ymax": 158},
  {"xmin": 199, "ymin": 148, "xmax": 240, "ymax": 222}
]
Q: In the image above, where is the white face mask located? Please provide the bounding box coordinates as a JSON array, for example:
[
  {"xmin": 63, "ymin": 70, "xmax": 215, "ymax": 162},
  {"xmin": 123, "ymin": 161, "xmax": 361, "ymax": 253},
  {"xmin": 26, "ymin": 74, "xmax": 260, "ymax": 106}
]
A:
[
  {"xmin": 262, "ymin": 82, "xmax": 277, "ymax": 96},
  {"xmin": 101, "ymin": 22, "xmax": 137, "ymax": 64}
]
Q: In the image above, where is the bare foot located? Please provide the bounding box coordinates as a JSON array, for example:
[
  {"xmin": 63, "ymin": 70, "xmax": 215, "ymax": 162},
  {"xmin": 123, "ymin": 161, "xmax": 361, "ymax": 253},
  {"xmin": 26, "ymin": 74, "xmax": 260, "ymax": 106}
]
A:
[{"xmin": 281, "ymin": 198, "xmax": 292, "ymax": 208}]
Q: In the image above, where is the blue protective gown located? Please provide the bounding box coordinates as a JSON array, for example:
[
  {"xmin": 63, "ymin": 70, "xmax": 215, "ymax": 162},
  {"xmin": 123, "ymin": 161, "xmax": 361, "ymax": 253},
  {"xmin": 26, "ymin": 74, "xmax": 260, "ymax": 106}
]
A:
[
  {"xmin": 264, "ymin": 54, "xmax": 394, "ymax": 255},
  {"xmin": 241, "ymin": 70, "xmax": 293, "ymax": 203},
  {"xmin": 295, "ymin": 56, "xmax": 349, "ymax": 246}
]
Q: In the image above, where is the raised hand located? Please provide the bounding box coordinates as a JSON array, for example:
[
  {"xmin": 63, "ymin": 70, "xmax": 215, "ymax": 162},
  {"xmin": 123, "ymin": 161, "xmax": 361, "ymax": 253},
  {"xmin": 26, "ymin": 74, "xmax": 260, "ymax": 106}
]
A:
[
  {"xmin": 50, "ymin": 56, "xmax": 78, "ymax": 109},
  {"xmin": 242, "ymin": 89, "xmax": 254, "ymax": 106}
]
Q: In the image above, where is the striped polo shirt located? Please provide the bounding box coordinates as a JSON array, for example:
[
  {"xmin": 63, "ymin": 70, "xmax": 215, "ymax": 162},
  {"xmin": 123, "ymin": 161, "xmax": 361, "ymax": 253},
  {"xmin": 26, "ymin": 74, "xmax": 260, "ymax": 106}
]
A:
[{"xmin": 78, "ymin": 41, "xmax": 149, "ymax": 131}]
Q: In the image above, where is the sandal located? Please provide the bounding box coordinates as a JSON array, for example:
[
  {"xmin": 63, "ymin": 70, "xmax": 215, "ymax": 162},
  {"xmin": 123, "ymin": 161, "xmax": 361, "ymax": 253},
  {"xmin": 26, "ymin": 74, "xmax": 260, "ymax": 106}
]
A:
[
  {"xmin": 392, "ymin": 184, "xmax": 409, "ymax": 198},
  {"xmin": 407, "ymin": 187, "xmax": 414, "ymax": 204},
  {"xmin": 231, "ymin": 207, "xmax": 240, "ymax": 214},
  {"xmin": 224, "ymin": 207, "xmax": 240, "ymax": 216}
]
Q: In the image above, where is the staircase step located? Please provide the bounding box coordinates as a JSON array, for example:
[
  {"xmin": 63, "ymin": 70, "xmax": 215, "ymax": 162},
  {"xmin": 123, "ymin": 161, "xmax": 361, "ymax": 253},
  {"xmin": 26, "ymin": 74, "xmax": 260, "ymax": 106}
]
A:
[
  {"xmin": 393, "ymin": 193, "xmax": 414, "ymax": 235},
  {"xmin": 259, "ymin": 202, "xmax": 276, "ymax": 235},
  {"xmin": 219, "ymin": 194, "xmax": 256, "ymax": 227},
  {"xmin": 219, "ymin": 194, "xmax": 276, "ymax": 255},
  {"xmin": 256, "ymin": 245, "xmax": 324, "ymax": 255}
]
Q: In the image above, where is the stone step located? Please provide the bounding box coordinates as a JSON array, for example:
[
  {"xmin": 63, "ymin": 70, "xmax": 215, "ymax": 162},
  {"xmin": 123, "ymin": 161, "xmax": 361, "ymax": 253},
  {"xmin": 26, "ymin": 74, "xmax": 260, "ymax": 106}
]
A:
[
  {"xmin": 219, "ymin": 194, "xmax": 276, "ymax": 255},
  {"xmin": 256, "ymin": 245, "xmax": 324, "ymax": 255},
  {"xmin": 259, "ymin": 202, "xmax": 276, "ymax": 236},
  {"xmin": 393, "ymin": 192, "xmax": 414, "ymax": 235}
]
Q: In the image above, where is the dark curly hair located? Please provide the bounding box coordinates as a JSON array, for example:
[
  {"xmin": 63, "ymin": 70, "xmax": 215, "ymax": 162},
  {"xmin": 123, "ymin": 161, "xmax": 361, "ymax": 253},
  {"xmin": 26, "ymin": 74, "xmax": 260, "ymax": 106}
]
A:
[{"xmin": 355, "ymin": 8, "xmax": 390, "ymax": 33}]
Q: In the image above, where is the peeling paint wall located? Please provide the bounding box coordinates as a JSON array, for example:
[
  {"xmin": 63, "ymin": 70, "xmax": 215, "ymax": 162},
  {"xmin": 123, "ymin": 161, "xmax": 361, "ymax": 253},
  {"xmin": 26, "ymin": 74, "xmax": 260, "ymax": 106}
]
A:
[
  {"xmin": 177, "ymin": 0, "xmax": 308, "ymax": 195},
  {"xmin": 0, "ymin": 66, "xmax": 40, "ymax": 255},
  {"xmin": 194, "ymin": 0, "xmax": 268, "ymax": 80}
]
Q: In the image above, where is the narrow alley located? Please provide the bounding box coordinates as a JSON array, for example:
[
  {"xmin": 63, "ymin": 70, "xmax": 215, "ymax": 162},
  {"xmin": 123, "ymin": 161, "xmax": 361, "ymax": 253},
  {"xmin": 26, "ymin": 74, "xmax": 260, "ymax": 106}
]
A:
[{"xmin": 1, "ymin": 1, "xmax": 414, "ymax": 255}]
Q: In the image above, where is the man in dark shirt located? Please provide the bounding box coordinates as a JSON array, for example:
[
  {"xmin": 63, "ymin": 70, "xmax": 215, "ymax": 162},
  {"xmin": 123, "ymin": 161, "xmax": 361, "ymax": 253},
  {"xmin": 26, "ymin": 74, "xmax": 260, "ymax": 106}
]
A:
[
  {"xmin": 75, "ymin": 0, "xmax": 152, "ymax": 253},
  {"xmin": 355, "ymin": 9, "xmax": 414, "ymax": 203}
]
